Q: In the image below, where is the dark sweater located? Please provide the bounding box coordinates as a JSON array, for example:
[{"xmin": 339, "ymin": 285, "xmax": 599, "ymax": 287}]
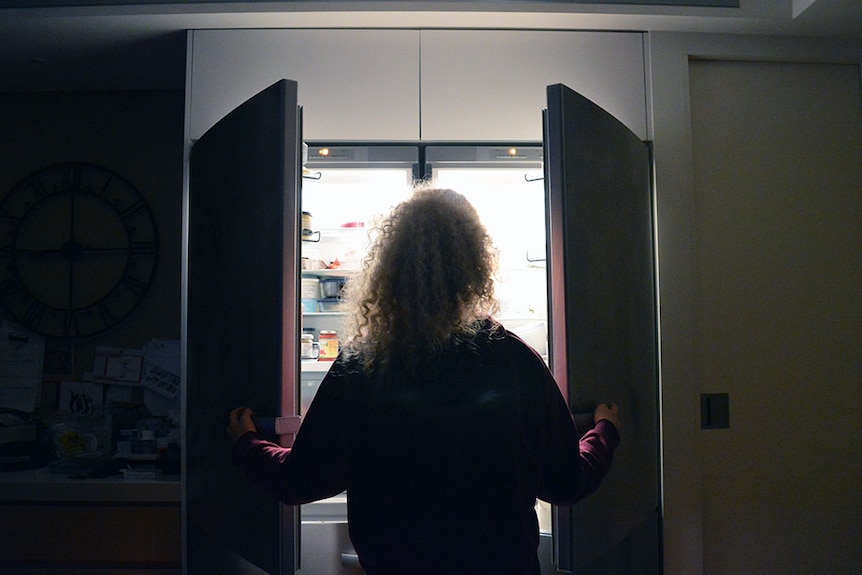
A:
[{"xmin": 232, "ymin": 323, "xmax": 619, "ymax": 575}]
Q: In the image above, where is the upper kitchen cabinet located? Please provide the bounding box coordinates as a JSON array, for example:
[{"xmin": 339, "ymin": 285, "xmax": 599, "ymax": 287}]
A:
[
  {"xmin": 188, "ymin": 29, "xmax": 420, "ymax": 141},
  {"xmin": 420, "ymin": 30, "xmax": 648, "ymax": 142}
]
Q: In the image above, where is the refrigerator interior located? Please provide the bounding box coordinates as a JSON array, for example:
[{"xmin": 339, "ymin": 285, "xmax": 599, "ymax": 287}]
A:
[
  {"xmin": 298, "ymin": 145, "xmax": 550, "ymax": 532},
  {"xmin": 429, "ymin": 146, "xmax": 550, "ymax": 533}
]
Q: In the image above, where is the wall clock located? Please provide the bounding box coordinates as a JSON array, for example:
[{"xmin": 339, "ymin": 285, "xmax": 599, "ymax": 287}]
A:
[{"xmin": 0, "ymin": 162, "xmax": 159, "ymax": 339}]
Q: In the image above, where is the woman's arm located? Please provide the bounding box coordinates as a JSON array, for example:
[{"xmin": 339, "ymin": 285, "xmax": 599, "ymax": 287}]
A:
[
  {"xmin": 537, "ymin": 368, "xmax": 620, "ymax": 505},
  {"xmin": 228, "ymin": 361, "xmax": 350, "ymax": 505}
]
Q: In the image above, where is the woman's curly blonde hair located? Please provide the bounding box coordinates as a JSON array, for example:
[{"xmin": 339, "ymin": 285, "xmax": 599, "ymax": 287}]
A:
[{"xmin": 341, "ymin": 188, "xmax": 499, "ymax": 377}]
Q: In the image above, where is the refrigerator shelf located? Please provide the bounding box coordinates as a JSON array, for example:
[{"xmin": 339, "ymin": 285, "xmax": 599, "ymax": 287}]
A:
[
  {"xmin": 300, "ymin": 269, "xmax": 358, "ymax": 278},
  {"xmin": 301, "ymin": 360, "xmax": 334, "ymax": 373}
]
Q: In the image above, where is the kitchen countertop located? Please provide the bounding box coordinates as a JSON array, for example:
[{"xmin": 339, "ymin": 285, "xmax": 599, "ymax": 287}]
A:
[{"xmin": 0, "ymin": 464, "xmax": 180, "ymax": 503}]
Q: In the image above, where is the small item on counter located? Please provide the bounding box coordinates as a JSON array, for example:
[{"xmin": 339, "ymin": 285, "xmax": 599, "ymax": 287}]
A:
[
  {"xmin": 122, "ymin": 466, "xmax": 162, "ymax": 481},
  {"xmin": 138, "ymin": 429, "xmax": 157, "ymax": 454},
  {"xmin": 116, "ymin": 428, "xmax": 136, "ymax": 455},
  {"xmin": 318, "ymin": 330, "xmax": 339, "ymax": 361},
  {"xmin": 52, "ymin": 423, "xmax": 99, "ymax": 458}
]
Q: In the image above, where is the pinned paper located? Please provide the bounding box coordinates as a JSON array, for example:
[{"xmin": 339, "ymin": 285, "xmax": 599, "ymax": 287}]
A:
[
  {"xmin": 58, "ymin": 381, "xmax": 104, "ymax": 417},
  {"xmin": 0, "ymin": 321, "xmax": 45, "ymax": 412},
  {"xmin": 93, "ymin": 347, "xmax": 144, "ymax": 384},
  {"xmin": 141, "ymin": 363, "xmax": 180, "ymax": 399},
  {"xmin": 141, "ymin": 339, "xmax": 180, "ymax": 399}
]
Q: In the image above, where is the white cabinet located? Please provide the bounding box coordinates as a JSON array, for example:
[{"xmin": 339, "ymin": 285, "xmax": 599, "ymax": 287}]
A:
[
  {"xmin": 188, "ymin": 29, "xmax": 420, "ymax": 141},
  {"xmin": 420, "ymin": 30, "xmax": 648, "ymax": 141},
  {"xmin": 187, "ymin": 29, "xmax": 647, "ymax": 142}
]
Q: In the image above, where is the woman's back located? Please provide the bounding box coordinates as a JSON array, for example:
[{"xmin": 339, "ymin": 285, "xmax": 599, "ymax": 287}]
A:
[{"xmin": 322, "ymin": 322, "xmax": 616, "ymax": 575}]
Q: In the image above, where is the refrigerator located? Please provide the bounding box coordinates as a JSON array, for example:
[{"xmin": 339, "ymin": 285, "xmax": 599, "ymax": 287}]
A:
[
  {"xmin": 296, "ymin": 144, "xmax": 552, "ymax": 564},
  {"xmin": 186, "ymin": 79, "xmax": 659, "ymax": 575}
]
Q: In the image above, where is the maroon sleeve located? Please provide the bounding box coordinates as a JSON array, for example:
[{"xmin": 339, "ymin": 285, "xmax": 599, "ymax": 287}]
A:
[
  {"xmin": 536, "ymin": 362, "xmax": 620, "ymax": 505},
  {"xmin": 230, "ymin": 359, "xmax": 350, "ymax": 505},
  {"xmin": 230, "ymin": 433, "xmax": 305, "ymax": 503},
  {"xmin": 577, "ymin": 419, "xmax": 620, "ymax": 491}
]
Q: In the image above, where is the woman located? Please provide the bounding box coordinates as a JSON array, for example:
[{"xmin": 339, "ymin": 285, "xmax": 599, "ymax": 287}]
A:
[{"xmin": 228, "ymin": 188, "xmax": 620, "ymax": 575}]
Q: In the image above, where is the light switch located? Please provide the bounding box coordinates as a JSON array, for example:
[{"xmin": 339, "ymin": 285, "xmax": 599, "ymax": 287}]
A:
[{"xmin": 701, "ymin": 393, "xmax": 729, "ymax": 429}]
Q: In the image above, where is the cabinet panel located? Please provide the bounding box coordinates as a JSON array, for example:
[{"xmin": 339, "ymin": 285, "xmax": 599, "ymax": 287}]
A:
[
  {"xmin": 189, "ymin": 29, "xmax": 420, "ymax": 141},
  {"xmin": 420, "ymin": 30, "xmax": 647, "ymax": 141},
  {"xmin": 0, "ymin": 504, "xmax": 181, "ymax": 566}
]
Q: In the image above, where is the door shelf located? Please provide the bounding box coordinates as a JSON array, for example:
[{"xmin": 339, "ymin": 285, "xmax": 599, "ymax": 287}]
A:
[{"xmin": 302, "ymin": 227, "xmax": 368, "ymax": 239}]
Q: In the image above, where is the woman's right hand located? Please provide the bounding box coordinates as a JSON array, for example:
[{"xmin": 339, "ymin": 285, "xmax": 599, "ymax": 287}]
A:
[
  {"xmin": 593, "ymin": 403, "xmax": 620, "ymax": 431},
  {"xmin": 227, "ymin": 406, "xmax": 258, "ymax": 442}
]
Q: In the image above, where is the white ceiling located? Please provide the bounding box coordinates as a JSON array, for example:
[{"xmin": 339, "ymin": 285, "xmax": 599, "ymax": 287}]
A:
[{"xmin": 1, "ymin": 0, "xmax": 860, "ymax": 92}]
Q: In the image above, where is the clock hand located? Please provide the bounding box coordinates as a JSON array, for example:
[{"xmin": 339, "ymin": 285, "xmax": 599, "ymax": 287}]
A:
[
  {"xmin": 16, "ymin": 248, "xmax": 67, "ymax": 256},
  {"xmin": 19, "ymin": 243, "xmax": 129, "ymax": 259},
  {"xmin": 17, "ymin": 241, "xmax": 85, "ymax": 261}
]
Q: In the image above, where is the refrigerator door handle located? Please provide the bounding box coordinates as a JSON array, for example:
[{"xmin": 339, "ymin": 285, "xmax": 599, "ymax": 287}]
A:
[
  {"xmin": 253, "ymin": 415, "xmax": 303, "ymax": 443},
  {"xmin": 275, "ymin": 415, "xmax": 303, "ymax": 437}
]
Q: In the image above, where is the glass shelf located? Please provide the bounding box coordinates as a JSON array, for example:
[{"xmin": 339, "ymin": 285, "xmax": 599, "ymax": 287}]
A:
[
  {"xmin": 302, "ymin": 311, "xmax": 346, "ymax": 317},
  {"xmin": 301, "ymin": 360, "xmax": 334, "ymax": 373},
  {"xmin": 300, "ymin": 269, "xmax": 357, "ymax": 277}
]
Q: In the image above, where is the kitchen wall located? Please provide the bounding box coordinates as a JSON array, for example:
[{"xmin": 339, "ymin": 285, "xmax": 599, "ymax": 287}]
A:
[
  {"xmin": 0, "ymin": 90, "xmax": 184, "ymax": 388},
  {"xmin": 650, "ymin": 33, "xmax": 862, "ymax": 575}
]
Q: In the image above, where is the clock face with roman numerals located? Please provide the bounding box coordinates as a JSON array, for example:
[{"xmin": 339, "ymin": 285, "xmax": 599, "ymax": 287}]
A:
[{"xmin": 0, "ymin": 162, "xmax": 158, "ymax": 338}]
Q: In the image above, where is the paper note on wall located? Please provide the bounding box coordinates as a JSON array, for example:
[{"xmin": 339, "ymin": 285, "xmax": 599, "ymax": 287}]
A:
[
  {"xmin": 0, "ymin": 321, "xmax": 44, "ymax": 413},
  {"xmin": 58, "ymin": 380, "xmax": 104, "ymax": 417},
  {"xmin": 93, "ymin": 347, "xmax": 144, "ymax": 384},
  {"xmin": 141, "ymin": 339, "xmax": 180, "ymax": 399}
]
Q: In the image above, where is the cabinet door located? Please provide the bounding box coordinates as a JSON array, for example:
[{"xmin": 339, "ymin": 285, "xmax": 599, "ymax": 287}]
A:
[
  {"xmin": 545, "ymin": 83, "xmax": 659, "ymax": 574},
  {"xmin": 187, "ymin": 79, "xmax": 301, "ymax": 575},
  {"xmin": 188, "ymin": 29, "xmax": 420, "ymax": 141},
  {"xmin": 421, "ymin": 30, "xmax": 647, "ymax": 142},
  {"xmin": 0, "ymin": 504, "xmax": 180, "ymax": 567}
]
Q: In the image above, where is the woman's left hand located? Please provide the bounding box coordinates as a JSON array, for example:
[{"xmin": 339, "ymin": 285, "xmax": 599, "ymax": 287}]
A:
[{"xmin": 227, "ymin": 406, "xmax": 258, "ymax": 441}]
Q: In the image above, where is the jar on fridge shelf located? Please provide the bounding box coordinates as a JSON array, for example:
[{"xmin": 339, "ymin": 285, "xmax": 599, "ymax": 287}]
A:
[
  {"xmin": 301, "ymin": 333, "xmax": 320, "ymax": 360},
  {"xmin": 318, "ymin": 330, "xmax": 339, "ymax": 361}
]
